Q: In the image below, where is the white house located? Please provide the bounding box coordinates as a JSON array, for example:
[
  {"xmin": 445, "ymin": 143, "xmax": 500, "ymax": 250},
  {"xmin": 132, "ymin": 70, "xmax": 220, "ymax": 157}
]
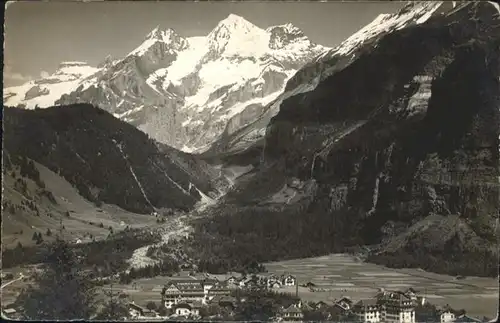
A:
[
  {"xmin": 268, "ymin": 280, "xmax": 282, "ymax": 289},
  {"xmin": 283, "ymin": 274, "xmax": 297, "ymax": 286},
  {"xmin": 441, "ymin": 311, "xmax": 456, "ymax": 323},
  {"xmin": 173, "ymin": 303, "xmax": 201, "ymax": 317}
]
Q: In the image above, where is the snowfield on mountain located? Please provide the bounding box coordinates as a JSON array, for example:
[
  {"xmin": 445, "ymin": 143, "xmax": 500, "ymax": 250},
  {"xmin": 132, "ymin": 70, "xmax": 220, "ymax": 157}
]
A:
[{"xmin": 3, "ymin": 14, "xmax": 329, "ymax": 153}]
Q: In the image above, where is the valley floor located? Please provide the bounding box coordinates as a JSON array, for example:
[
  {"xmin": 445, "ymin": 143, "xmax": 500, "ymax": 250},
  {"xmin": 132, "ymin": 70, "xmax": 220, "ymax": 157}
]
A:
[{"xmin": 263, "ymin": 254, "xmax": 498, "ymax": 319}]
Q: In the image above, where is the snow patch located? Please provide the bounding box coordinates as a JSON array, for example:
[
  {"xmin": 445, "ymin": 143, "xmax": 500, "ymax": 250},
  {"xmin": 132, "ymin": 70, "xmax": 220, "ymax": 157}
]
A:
[{"xmin": 488, "ymin": 1, "xmax": 500, "ymax": 15}]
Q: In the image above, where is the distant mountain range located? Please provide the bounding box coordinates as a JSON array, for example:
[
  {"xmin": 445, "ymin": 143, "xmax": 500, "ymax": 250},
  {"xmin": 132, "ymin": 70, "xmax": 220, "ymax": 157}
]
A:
[{"xmin": 3, "ymin": 14, "xmax": 329, "ymax": 153}]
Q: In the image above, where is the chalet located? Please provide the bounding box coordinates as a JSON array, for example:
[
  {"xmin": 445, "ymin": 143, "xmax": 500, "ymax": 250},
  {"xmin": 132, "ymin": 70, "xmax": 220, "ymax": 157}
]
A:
[
  {"xmin": 452, "ymin": 314, "xmax": 483, "ymax": 323},
  {"xmin": 268, "ymin": 279, "xmax": 283, "ymax": 289},
  {"xmin": 281, "ymin": 304, "xmax": 304, "ymax": 321},
  {"xmin": 334, "ymin": 296, "xmax": 354, "ymax": 311},
  {"xmin": 441, "ymin": 311, "xmax": 456, "ymax": 323},
  {"xmin": 297, "ymin": 300, "xmax": 313, "ymax": 312},
  {"xmin": 353, "ymin": 299, "xmax": 381, "ymax": 323},
  {"xmin": 128, "ymin": 302, "xmax": 146, "ymax": 318},
  {"xmin": 173, "ymin": 302, "xmax": 202, "ymax": 317},
  {"xmin": 283, "ymin": 274, "xmax": 297, "ymax": 286}
]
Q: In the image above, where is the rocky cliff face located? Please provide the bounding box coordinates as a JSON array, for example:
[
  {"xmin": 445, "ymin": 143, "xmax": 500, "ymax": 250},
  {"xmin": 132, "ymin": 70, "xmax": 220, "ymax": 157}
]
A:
[
  {"xmin": 265, "ymin": 1, "xmax": 499, "ymax": 272},
  {"xmin": 4, "ymin": 15, "xmax": 329, "ymax": 153},
  {"xmin": 190, "ymin": 1, "xmax": 500, "ymax": 277},
  {"xmin": 3, "ymin": 104, "xmax": 228, "ymax": 214}
]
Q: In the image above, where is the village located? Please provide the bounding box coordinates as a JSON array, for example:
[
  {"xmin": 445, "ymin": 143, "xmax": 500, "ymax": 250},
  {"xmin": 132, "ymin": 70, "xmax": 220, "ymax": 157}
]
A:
[{"xmin": 116, "ymin": 272, "xmax": 491, "ymax": 322}]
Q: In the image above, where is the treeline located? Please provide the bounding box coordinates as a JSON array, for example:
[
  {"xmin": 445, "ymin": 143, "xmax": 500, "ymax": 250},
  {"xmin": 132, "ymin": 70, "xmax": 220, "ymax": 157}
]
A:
[
  {"xmin": 14, "ymin": 235, "xmax": 130, "ymax": 320},
  {"xmin": 118, "ymin": 259, "xmax": 180, "ymax": 284},
  {"xmin": 366, "ymin": 248, "xmax": 498, "ymax": 278},
  {"xmin": 185, "ymin": 203, "xmax": 362, "ymax": 274},
  {"xmin": 3, "ymin": 105, "xmax": 204, "ymax": 214},
  {"xmin": 2, "ymin": 229, "xmax": 161, "ymax": 274}
]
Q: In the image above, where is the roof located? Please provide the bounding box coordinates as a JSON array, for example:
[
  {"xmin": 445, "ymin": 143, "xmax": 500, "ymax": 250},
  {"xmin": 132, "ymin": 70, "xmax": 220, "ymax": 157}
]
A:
[
  {"xmin": 355, "ymin": 299, "xmax": 379, "ymax": 308},
  {"xmin": 164, "ymin": 280, "xmax": 205, "ymax": 292},
  {"xmin": 453, "ymin": 315, "xmax": 483, "ymax": 323},
  {"xmin": 128, "ymin": 303, "xmax": 145, "ymax": 311},
  {"xmin": 337, "ymin": 296, "xmax": 353, "ymax": 303},
  {"xmin": 3, "ymin": 308, "xmax": 17, "ymax": 314},
  {"xmin": 283, "ymin": 305, "xmax": 303, "ymax": 314}
]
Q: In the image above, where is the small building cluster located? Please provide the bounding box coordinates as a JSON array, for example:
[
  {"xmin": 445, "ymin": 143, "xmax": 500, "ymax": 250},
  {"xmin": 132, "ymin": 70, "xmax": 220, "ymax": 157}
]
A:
[
  {"xmin": 161, "ymin": 278, "xmax": 232, "ymax": 313},
  {"xmin": 225, "ymin": 273, "xmax": 297, "ymax": 290},
  {"xmin": 125, "ymin": 274, "xmax": 298, "ymax": 319}
]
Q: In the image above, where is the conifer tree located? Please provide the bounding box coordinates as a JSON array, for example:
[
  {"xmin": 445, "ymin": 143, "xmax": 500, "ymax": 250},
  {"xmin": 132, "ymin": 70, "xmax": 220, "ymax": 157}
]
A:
[{"xmin": 17, "ymin": 235, "xmax": 98, "ymax": 320}]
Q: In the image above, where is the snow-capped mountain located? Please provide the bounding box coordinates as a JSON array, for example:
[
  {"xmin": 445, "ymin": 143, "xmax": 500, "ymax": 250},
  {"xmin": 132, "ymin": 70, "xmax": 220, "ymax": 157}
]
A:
[
  {"xmin": 4, "ymin": 61, "xmax": 100, "ymax": 108},
  {"xmin": 4, "ymin": 14, "xmax": 329, "ymax": 153},
  {"xmin": 203, "ymin": 1, "xmax": 454, "ymax": 160}
]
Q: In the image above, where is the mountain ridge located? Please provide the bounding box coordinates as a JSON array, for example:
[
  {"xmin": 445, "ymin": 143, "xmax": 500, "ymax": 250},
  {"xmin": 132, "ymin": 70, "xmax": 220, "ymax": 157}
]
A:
[
  {"xmin": 4, "ymin": 14, "xmax": 330, "ymax": 153},
  {"xmin": 3, "ymin": 104, "xmax": 228, "ymax": 214}
]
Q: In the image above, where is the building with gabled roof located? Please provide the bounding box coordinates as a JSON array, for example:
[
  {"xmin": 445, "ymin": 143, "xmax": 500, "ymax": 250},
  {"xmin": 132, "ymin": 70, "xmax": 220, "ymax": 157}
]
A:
[
  {"xmin": 173, "ymin": 301, "xmax": 202, "ymax": 317},
  {"xmin": 281, "ymin": 304, "xmax": 304, "ymax": 321},
  {"xmin": 161, "ymin": 278, "xmax": 230, "ymax": 308},
  {"xmin": 375, "ymin": 290, "xmax": 416, "ymax": 323},
  {"xmin": 334, "ymin": 296, "xmax": 354, "ymax": 311},
  {"xmin": 353, "ymin": 299, "xmax": 381, "ymax": 323}
]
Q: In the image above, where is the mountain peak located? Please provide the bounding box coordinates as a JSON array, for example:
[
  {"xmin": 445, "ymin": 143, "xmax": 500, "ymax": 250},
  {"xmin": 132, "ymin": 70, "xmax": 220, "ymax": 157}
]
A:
[
  {"xmin": 206, "ymin": 13, "xmax": 268, "ymax": 57},
  {"xmin": 219, "ymin": 13, "xmax": 255, "ymax": 28},
  {"xmin": 266, "ymin": 23, "xmax": 307, "ymax": 50},
  {"xmin": 145, "ymin": 26, "xmax": 178, "ymax": 41},
  {"xmin": 129, "ymin": 26, "xmax": 187, "ymax": 57},
  {"xmin": 209, "ymin": 13, "xmax": 262, "ymax": 38},
  {"xmin": 267, "ymin": 23, "xmax": 304, "ymax": 35}
]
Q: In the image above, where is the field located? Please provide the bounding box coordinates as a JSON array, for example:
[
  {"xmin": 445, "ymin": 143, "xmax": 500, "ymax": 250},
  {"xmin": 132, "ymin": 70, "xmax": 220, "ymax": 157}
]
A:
[
  {"xmin": 263, "ymin": 254, "xmax": 498, "ymax": 319},
  {"xmin": 2, "ymin": 161, "xmax": 158, "ymax": 249}
]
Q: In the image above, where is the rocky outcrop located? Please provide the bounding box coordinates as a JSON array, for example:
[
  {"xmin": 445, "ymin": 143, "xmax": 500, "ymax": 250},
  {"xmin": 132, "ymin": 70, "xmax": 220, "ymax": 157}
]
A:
[
  {"xmin": 262, "ymin": 1, "xmax": 499, "ymax": 273},
  {"xmin": 191, "ymin": 1, "xmax": 500, "ymax": 277},
  {"xmin": 25, "ymin": 86, "xmax": 49, "ymax": 100}
]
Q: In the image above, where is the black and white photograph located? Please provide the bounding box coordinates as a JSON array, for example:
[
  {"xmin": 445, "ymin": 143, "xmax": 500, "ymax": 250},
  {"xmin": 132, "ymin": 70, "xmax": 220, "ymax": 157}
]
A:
[{"xmin": 1, "ymin": 0, "xmax": 499, "ymax": 322}]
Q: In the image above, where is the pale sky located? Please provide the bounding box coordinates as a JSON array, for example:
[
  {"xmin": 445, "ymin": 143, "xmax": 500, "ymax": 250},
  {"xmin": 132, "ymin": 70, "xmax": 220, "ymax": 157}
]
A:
[{"xmin": 3, "ymin": 0, "xmax": 405, "ymax": 87}]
